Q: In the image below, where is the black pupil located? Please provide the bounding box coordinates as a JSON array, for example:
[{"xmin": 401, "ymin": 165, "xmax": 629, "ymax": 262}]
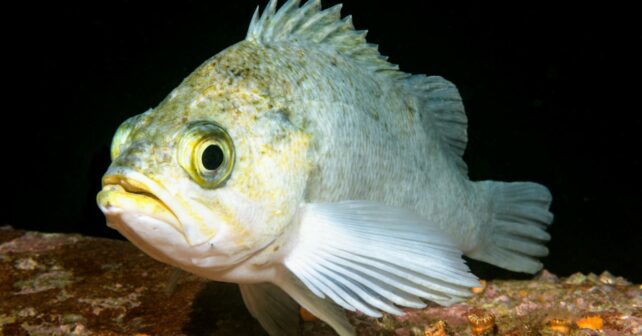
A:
[{"xmin": 202, "ymin": 144, "xmax": 224, "ymax": 171}]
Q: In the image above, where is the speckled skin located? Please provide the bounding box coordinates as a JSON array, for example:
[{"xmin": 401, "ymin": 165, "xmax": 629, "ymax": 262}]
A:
[
  {"xmin": 97, "ymin": 0, "xmax": 489, "ymax": 283},
  {"xmin": 99, "ymin": 41, "xmax": 316, "ymax": 281},
  {"xmin": 95, "ymin": 1, "xmax": 555, "ymax": 335}
]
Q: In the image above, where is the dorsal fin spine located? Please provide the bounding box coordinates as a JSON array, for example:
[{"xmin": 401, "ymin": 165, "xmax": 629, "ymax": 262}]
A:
[
  {"xmin": 314, "ymin": 14, "xmax": 347, "ymax": 42},
  {"xmin": 248, "ymin": 7, "xmax": 260, "ymax": 37},
  {"xmin": 310, "ymin": 5, "xmax": 343, "ymax": 42},
  {"xmin": 266, "ymin": 0, "xmax": 279, "ymax": 18},
  {"xmin": 277, "ymin": 4, "xmax": 308, "ymax": 38},
  {"xmin": 294, "ymin": 1, "xmax": 324, "ymax": 33},
  {"xmin": 245, "ymin": 0, "xmax": 469, "ymax": 173},
  {"xmin": 265, "ymin": 0, "xmax": 299, "ymax": 39},
  {"xmin": 246, "ymin": 0, "xmax": 403, "ymax": 79}
]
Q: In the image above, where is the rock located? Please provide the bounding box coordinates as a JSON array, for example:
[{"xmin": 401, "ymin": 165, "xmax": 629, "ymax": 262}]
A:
[
  {"xmin": 1, "ymin": 229, "xmax": 640, "ymax": 335},
  {"xmin": 0, "ymin": 230, "xmax": 264, "ymax": 336}
]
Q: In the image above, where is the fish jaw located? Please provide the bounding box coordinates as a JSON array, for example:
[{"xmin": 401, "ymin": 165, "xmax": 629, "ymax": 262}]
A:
[
  {"xmin": 97, "ymin": 176, "xmax": 182, "ymax": 233},
  {"xmin": 98, "ymin": 170, "xmax": 186, "ymax": 235},
  {"xmin": 97, "ymin": 170, "xmax": 198, "ymax": 265},
  {"xmin": 96, "ymin": 168, "xmax": 260, "ymax": 277},
  {"xmin": 99, "ymin": 168, "xmax": 224, "ymax": 246}
]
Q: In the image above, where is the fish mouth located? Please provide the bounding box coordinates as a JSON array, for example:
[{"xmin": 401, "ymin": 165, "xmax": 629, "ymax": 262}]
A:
[
  {"xmin": 97, "ymin": 173, "xmax": 181, "ymax": 232},
  {"xmin": 101, "ymin": 175, "xmax": 161, "ymax": 202}
]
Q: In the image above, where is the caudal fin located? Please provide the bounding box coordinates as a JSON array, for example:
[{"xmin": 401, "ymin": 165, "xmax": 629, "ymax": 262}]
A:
[{"xmin": 468, "ymin": 181, "xmax": 553, "ymax": 273}]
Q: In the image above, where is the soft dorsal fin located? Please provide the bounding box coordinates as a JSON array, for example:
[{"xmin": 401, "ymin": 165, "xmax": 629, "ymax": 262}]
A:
[
  {"xmin": 406, "ymin": 75, "xmax": 469, "ymax": 175},
  {"xmin": 246, "ymin": 0, "xmax": 407, "ymax": 80}
]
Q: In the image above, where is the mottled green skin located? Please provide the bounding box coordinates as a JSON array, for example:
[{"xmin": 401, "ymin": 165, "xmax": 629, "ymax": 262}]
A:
[
  {"xmin": 102, "ymin": 24, "xmax": 485, "ymax": 275},
  {"xmin": 96, "ymin": 1, "xmax": 556, "ymax": 335},
  {"xmin": 103, "ymin": 40, "xmax": 316, "ymax": 278}
]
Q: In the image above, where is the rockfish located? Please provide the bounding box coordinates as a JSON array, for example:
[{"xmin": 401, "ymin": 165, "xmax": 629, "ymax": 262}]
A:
[{"xmin": 97, "ymin": 1, "xmax": 553, "ymax": 334}]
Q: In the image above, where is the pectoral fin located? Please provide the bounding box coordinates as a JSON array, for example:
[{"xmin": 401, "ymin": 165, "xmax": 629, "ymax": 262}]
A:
[
  {"xmin": 281, "ymin": 201, "xmax": 480, "ymax": 318},
  {"xmin": 274, "ymin": 269, "xmax": 355, "ymax": 336}
]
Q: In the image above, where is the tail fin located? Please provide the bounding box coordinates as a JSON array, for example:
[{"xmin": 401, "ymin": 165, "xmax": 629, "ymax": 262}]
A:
[{"xmin": 468, "ymin": 181, "xmax": 553, "ymax": 273}]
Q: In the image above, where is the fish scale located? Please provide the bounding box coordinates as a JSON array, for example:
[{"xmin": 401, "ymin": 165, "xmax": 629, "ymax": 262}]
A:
[{"xmin": 97, "ymin": 1, "xmax": 553, "ymax": 335}]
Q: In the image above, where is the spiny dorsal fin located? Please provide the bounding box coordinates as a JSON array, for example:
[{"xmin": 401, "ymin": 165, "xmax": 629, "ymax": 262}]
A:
[
  {"xmin": 247, "ymin": 1, "xmax": 469, "ymax": 175},
  {"xmin": 406, "ymin": 75, "xmax": 469, "ymax": 175},
  {"xmin": 246, "ymin": 0, "xmax": 407, "ymax": 80}
]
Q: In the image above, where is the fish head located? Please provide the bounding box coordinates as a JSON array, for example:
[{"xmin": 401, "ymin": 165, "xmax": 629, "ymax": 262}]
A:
[{"xmin": 97, "ymin": 42, "xmax": 312, "ymax": 275}]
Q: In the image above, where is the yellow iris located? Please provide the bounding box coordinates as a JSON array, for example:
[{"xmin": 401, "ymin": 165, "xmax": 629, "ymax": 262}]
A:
[{"xmin": 178, "ymin": 121, "xmax": 234, "ymax": 188}]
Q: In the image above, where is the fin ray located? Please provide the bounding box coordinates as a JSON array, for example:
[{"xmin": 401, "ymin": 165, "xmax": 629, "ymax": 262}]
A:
[
  {"xmin": 246, "ymin": 0, "xmax": 406, "ymax": 80},
  {"xmin": 468, "ymin": 181, "xmax": 553, "ymax": 273},
  {"xmin": 315, "ymin": 254, "xmax": 427, "ymax": 309},
  {"xmin": 313, "ymin": 254, "xmax": 404, "ymax": 315},
  {"xmin": 283, "ymin": 201, "xmax": 479, "ymax": 317},
  {"xmin": 406, "ymin": 75, "xmax": 469, "ymax": 175},
  {"xmin": 275, "ymin": 270, "xmax": 355, "ymax": 336}
]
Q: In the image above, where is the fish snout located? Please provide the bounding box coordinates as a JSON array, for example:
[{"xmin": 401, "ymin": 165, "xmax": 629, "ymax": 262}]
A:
[{"xmin": 97, "ymin": 170, "xmax": 183, "ymax": 234}]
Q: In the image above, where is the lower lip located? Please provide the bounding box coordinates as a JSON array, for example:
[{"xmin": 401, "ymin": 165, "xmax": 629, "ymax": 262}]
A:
[{"xmin": 97, "ymin": 185, "xmax": 182, "ymax": 232}]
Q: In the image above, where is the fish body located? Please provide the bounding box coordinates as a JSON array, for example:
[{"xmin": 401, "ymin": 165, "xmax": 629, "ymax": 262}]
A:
[{"xmin": 97, "ymin": 1, "xmax": 553, "ymax": 335}]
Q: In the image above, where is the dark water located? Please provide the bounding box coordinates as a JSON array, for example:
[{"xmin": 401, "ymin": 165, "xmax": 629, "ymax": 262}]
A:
[{"xmin": 3, "ymin": 1, "xmax": 640, "ymax": 281}]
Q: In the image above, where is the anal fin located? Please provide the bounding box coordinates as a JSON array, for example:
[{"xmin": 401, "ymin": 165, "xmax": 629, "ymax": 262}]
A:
[{"xmin": 164, "ymin": 268, "xmax": 183, "ymax": 297}]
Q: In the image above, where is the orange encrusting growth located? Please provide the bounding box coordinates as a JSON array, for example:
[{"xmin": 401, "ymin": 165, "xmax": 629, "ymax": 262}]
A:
[
  {"xmin": 299, "ymin": 307, "xmax": 318, "ymax": 321},
  {"xmin": 576, "ymin": 315, "xmax": 603, "ymax": 330},
  {"xmin": 546, "ymin": 319, "xmax": 570, "ymax": 334},
  {"xmin": 466, "ymin": 309, "xmax": 496, "ymax": 335},
  {"xmin": 423, "ymin": 320, "xmax": 447, "ymax": 336},
  {"xmin": 471, "ymin": 279, "xmax": 487, "ymax": 294}
]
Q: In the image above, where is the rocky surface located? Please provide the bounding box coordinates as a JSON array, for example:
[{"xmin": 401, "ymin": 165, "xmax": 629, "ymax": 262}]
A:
[{"xmin": 0, "ymin": 228, "xmax": 640, "ymax": 335}]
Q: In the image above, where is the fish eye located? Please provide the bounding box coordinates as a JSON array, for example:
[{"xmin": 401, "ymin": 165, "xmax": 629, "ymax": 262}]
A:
[{"xmin": 178, "ymin": 121, "xmax": 234, "ymax": 188}]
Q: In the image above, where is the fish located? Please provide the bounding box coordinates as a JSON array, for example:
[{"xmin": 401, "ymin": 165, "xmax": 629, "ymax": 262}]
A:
[{"xmin": 96, "ymin": 0, "xmax": 554, "ymax": 335}]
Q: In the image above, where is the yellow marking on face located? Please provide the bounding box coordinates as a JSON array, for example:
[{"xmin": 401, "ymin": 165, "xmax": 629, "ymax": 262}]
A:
[
  {"xmin": 211, "ymin": 198, "xmax": 255, "ymax": 249},
  {"xmin": 196, "ymin": 219, "xmax": 216, "ymax": 238},
  {"xmin": 97, "ymin": 184, "xmax": 180, "ymax": 231},
  {"xmin": 278, "ymin": 131, "xmax": 312, "ymax": 171},
  {"xmin": 139, "ymin": 174, "xmax": 206, "ymax": 225}
]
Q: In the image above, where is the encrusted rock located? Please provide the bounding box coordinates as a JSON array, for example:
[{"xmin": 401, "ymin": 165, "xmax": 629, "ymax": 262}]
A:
[{"xmin": 1, "ymin": 229, "xmax": 640, "ymax": 335}]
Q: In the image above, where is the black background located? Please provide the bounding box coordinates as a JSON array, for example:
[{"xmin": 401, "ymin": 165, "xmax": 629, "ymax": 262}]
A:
[{"xmin": 4, "ymin": 1, "xmax": 640, "ymax": 281}]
